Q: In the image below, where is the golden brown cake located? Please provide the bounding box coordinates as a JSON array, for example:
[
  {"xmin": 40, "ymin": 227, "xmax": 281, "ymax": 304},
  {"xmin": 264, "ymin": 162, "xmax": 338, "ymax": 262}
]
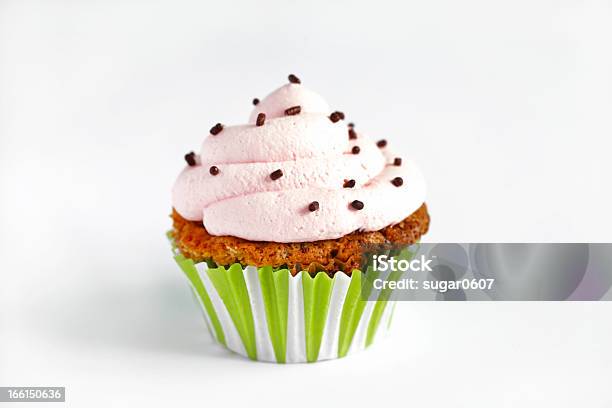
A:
[{"xmin": 171, "ymin": 203, "xmax": 429, "ymax": 275}]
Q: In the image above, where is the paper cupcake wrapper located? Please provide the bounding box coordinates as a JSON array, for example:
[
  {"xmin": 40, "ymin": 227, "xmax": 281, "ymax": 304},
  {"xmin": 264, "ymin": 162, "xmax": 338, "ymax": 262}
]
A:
[{"xmin": 170, "ymin": 237, "xmax": 413, "ymax": 363}]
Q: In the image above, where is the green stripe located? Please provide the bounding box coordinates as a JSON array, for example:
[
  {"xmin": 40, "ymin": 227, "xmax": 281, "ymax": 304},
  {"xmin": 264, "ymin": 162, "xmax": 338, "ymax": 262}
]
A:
[
  {"xmin": 365, "ymin": 269, "xmax": 403, "ymax": 346},
  {"xmin": 337, "ymin": 271, "xmax": 361, "ymax": 357},
  {"xmin": 337, "ymin": 270, "xmax": 375, "ymax": 357},
  {"xmin": 302, "ymin": 272, "xmax": 333, "ymax": 362},
  {"xmin": 258, "ymin": 267, "xmax": 289, "ymax": 363},
  {"xmin": 189, "ymin": 288, "xmax": 213, "ymax": 335},
  {"xmin": 365, "ymin": 247, "xmax": 417, "ymax": 346},
  {"xmin": 207, "ymin": 264, "xmax": 258, "ymax": 360},
  {"xmin": 387, "ymin": 302, "xmax": 397, "ymax": 329},
  {"xmin": 174, "ymin": 254, "xmax": 226, "ymax": 346}
]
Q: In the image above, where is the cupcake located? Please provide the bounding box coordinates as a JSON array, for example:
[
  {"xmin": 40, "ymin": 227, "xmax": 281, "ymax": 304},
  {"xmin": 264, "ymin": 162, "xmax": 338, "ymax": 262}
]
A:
[{"xmin": 170, "ymin": 75, "xmax": 429, "ymax": 362}]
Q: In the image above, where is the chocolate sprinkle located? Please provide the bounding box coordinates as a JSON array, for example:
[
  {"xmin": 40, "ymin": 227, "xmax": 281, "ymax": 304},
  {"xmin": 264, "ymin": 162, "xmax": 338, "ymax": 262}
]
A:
[
  {"xmin": 350, "ymin": 200, "xmax": 364, "ymax": 210},
  {"xmin": 343, "ymin": 179, "xmax": 356, "ymax": 188},
  {"xmin": 376, "ymin": 139, "xmax": 388, "ymax": 148},
  {"xmin": 210, "ymin": 123, "xmax": 223, "ymax": 135},
  {"xmin": 329, "ymin": 111, "xmax": 343, "ymax": 123},
  {"xmin": 184, "ymin": 151, "xmax": 196, "ymax": 166},
  {"xmin": 288, "ymin": 74, "xmax": 301, "ymax": 84},
  {"xmin": 252, "ymin": 98, "xmax": 260, "ymax": 105},
  {"xmin": 348, "ymin": 122, "xmax": 355, "ymax": 128},
  {"xmin": 256, "ymin": 113, "xmax": 266, "ymax": 126},
  {"xmin": 285, "ymin": 105, "xmax": 301, "ymax": 116},
  {"xmin": 270, "ymin": 169, "xmax": 283, "ymax": 180},
  {"xmin": 308, "ymin": 201, "xmax": 319, "ymax": 212},
  {"xmin": 351, "ymin": 146, "xmax": 360, "ymax": 154},
  {"xmin": 394, "ymin": 157, "xmax": 402, "ymax": 166},
  {"xmin": 209, "ymin": 166, "xmax": 219, "ymax": 175},
  {"xmin": 348, "ymin": 128, "xmax": 357, "ymax": 140},
  {"xmin": 391, "ymin": 177, "xmax": 403, "ymax": 187}
]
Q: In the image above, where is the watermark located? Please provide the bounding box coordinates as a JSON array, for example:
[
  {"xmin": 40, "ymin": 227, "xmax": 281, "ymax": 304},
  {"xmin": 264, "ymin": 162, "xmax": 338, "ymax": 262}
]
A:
[
  {"xmin": 372, "ymin": 254, "xmax": 434, "ymax": 273},
  {"xmin": 0, "ymin": 387, "xmax": 65, "ymax": 403},
  {"xmin": 360, "ymin": 243, "xmax": 612, "ymax": 301}
]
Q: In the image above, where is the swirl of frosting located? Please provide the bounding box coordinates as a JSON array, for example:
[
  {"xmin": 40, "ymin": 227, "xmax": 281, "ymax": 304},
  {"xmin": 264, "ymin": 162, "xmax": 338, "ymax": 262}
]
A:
[{"xmin": 172, "ymin": 82, "xmax": 426, "ymax": 243}]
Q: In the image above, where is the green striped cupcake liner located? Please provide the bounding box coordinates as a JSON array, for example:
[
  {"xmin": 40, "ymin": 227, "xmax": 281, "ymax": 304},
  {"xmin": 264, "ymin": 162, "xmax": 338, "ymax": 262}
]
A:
[{"xmin": 170, "ymin": 238, "xmax": 414, "ymax": 363}]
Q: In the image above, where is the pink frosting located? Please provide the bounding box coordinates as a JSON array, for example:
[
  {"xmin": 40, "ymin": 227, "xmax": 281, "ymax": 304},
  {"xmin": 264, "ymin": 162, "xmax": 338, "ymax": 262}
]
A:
[
  {"xmin": 172, "ymin": 83, "xmax": 426, "ymax": 243},
  {"xmin": 248, "ymin": 83, "xmax": 330, "ymax": 124}
]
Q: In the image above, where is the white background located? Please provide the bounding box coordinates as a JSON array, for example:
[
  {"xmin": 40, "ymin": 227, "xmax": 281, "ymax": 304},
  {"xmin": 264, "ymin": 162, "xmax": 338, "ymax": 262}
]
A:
[{"xmin": 1, "ymin": 0, "xmax": 611, "ymax": 407}]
